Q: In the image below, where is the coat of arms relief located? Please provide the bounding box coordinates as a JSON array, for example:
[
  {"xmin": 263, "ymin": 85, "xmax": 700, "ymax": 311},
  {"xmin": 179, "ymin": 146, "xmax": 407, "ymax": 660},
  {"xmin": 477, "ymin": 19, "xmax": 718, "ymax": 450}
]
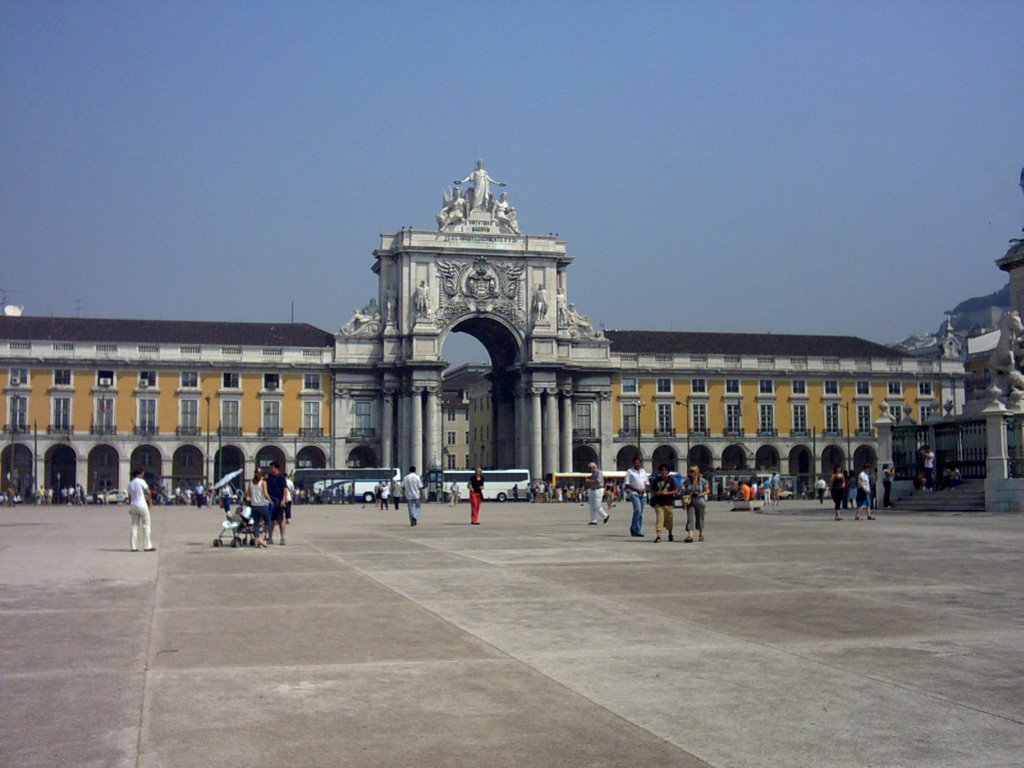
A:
[{"xmin": 435, "ymin": 257, "xmax": 525, "ymax": 328}]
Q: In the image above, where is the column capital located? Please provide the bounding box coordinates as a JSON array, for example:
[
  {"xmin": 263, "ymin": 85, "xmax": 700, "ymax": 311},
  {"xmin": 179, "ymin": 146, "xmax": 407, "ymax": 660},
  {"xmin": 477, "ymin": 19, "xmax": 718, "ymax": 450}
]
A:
[
  {"xmin": 336, "ymin": 388, "xmax": 352, "ymax": 399},
  {"xmin": 528, "ymin": 387, "xmax": 545, "ymax": 397},
  {"xmin": 559, "ymin": 387, "xmax": 574, "ymax": 399}
]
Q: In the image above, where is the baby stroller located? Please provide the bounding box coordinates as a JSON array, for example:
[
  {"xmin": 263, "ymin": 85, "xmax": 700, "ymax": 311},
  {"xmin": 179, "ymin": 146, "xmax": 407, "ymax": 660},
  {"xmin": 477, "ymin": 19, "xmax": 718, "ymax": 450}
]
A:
[{"xmin": 214, "ymin": 505, "xmax": 254, "ymax": 548}]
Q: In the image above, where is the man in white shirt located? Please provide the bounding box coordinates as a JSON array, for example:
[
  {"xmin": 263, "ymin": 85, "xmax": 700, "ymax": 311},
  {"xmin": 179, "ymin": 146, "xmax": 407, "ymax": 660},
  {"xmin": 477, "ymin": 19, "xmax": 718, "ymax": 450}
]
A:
[
  {"xmin": 402, "ymin": 466, "xmax": 424, "ymax": 527},
  {"xmin": 624, "ymin": 456, "xmax": 650, "ymax": 537},
  {"xmin": 855, "ymin": 464, "xmax": 875, "ymax": 521},
  {"xmin": 128, "ymin": 467, "xmax": 155, "ymax": 552}
]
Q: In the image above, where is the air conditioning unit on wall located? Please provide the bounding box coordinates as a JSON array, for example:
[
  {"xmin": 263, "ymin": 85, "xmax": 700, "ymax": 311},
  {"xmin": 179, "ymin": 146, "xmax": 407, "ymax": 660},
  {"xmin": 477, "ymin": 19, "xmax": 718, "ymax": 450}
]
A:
[{"xmin": 99, "ymin": 377, "xmax": 113, "ymax": 387}]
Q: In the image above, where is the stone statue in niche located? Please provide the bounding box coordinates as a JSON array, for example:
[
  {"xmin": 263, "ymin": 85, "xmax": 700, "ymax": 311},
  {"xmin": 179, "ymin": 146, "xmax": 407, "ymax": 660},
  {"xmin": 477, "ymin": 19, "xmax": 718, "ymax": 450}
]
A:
[
  {"xmin": 384, "ymin": 288, "xmax": 397, "ymax": 324},
  {"xmin": 531, "ymin": 286, "xmax": 548, "ymax": 324},
  {"xmin": 414, "ymin": 280, "xmax": 432, "ymax": 320},
  {"xmin": 556, "ymin": 288, "xmax": 568, "ymax": 327}
]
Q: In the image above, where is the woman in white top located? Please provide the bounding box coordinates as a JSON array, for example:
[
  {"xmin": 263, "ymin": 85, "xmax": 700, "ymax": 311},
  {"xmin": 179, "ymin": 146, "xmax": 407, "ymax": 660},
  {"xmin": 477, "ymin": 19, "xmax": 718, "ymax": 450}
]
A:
[{"xmin": 247, "ymin": 469, "xmax": 271, "ymax": 548}]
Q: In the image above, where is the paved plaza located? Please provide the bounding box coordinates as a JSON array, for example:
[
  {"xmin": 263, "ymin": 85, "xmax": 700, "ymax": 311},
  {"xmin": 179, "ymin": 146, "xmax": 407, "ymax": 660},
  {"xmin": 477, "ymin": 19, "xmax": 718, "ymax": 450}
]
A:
[{"xmin": 1, "ymin": 498, "xmax": 1023, "ymax": 768}]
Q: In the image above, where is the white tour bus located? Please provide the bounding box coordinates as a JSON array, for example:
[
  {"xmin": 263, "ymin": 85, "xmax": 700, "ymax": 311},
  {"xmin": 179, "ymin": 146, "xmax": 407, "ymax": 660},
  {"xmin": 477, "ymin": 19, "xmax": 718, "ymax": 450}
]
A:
[
  {"xmin": 293, "ymin": 467, "xmax": 400, "ymax": 504},
  {"xmin": 442, "ymin": 469, "xmax": 531, "ymax": 502}
]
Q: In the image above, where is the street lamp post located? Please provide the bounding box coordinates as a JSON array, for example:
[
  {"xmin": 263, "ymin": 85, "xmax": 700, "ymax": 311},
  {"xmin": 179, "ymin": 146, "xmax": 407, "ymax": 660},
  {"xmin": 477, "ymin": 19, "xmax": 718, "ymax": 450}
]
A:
[
  {"xmin": 636, "ymin": 400, "xmax": 645, "ymax": 466},
  {"xmin": 205, "ymin": 396, "xmax": 211, "ymax": 482}
]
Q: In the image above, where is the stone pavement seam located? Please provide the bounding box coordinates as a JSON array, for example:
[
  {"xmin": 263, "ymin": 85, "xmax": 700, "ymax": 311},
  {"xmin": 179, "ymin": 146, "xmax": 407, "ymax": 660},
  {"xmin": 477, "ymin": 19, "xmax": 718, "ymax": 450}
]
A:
[{"xmin": 300, "ymin": 534, "xmax": 716, "ymax": 767}]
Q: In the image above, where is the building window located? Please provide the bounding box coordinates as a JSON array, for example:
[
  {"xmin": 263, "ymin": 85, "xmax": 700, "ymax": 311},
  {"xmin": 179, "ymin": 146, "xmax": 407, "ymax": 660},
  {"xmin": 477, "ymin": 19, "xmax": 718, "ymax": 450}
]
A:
[
  {"xmin": 139, "ymin": 370, "xmax": 157, "ymax": 387},
  {"xmin": 54, "ymin": 369, "xmax": 72, "ymax": 386},
  {"xmin": 691, "ymin": 378, "xmax": 707, "ymax": 393},
  {"xmin": 920, "ymin": 404, "xmax": 934, "ymax": 422},
  {"xmin": 759, "ymin": 403, "xmax": 774, "ymax": 433},
  {"xmin": 621, "ymin": 403, "xmax": 637, "ymax": 432},
  {"xmin": 575, "ymin": 402, "xmax": 592, "ymax": 432},
  {"xmin": 9, "ymin": 368, "xmax": 28, "ymax": 386},
  {"xmin": 888, "ymin": 381, "xmax": 902, "ymax": 396},
  {"xmin": 353, "ymin": 400, "xmax": 371, "ymax": 431},
  {"xmin": 725, "ymin": 403, "xmax": 741, "ymax": 433},
  {"xmin": 302, "ymin": 400, "xmax": 320, "ymax": 430},
  {"xmin": 8, "ymin": 395, "xmax": 27, "ymax": 431},
  {"xmin": 180, "ymin": 371, "xmax": 199, "ymax": 388},
  {"xmin": 725, "ymin": 379, "xmax": 740, "ymax": 394},
  {"xmin": 792, "ymin": 404, "xmax": 807, "ymax": 433},
  {"xmin": 621, "ymin": 377, "xmax": 637, "ymax": 394},
  {"xmin": 447, "ymin": 409, "xmax": 457, "ymax": 421},
  {"xmin": 221, "ymin": 400, "xmax": 240, "ymax": 431},
  {"xmin": 52, "ymin": 397, "xmax": 71, "ymax": 429},
  {"xmin": 856, "ymin": 380, "xmax": 870, "ymax": 396},
  {"xmin": 791, "ymin": 380, "xmax": 806, "ymax": 395},
  {"xmin": 759, "ymin": 379, "xmax": 774, "ymax": 394},
  {"xmin": 691, "ymin": 403, "xmax": 706, "ymax": 433},
  {"xmin": 303, "ymin": 373, "xmax": 320, "ymax": 391},
  {"xmin": 447, "ymin": 431, "xmax": 456, "ymax": 446},
  {"xmin": 97, "ymin": 370, "xmax": 115, "ymax": 387},
  {"xmin": 857, "ymin": 404, "xmax": 872, "ymax": 433},
  {"xmin": 656, "ymin": 402, "xmax": 673, "ymax": 434},
  {"xmin": 824, "ymin": 380, "xmax": 839, "ymax": 395},
  {"xmin": 95, "ymin": 397, "xmax": 114, "ymax": 429},
  {"xmin": 446, "ymin": 454, "xmax": 456, "ymax": 469},
  {"xmin": 262, "ymin": 400, "xmax": 281, "ymax": 430},
  {"xmin": 919, "ymin": 381, "xmax": 933, "ymax": 396},
  {"xmin": 263, "ymin": 373, "xmax": 280, "ymax": 391},
  {"xmin": 222, "ymin": 372, "xmax": 240, "ymax": 389},
  {"xmin": 825, "ymin": 403, "xmax": 841, "ymax": 433},
  {"xmin": 180, "ymin": 399, "xmax": 199, "ymax": 430},
  {"xmin": 465, "ymin": 431, "xmax": 469, "ymax": 444},
  {"xmin": 138, "ymin": 398, "xmax": 157, "ymax": 429},
  {"xmin": 656, "ymin": 378, "xmax": 672, "ymax": 394}
]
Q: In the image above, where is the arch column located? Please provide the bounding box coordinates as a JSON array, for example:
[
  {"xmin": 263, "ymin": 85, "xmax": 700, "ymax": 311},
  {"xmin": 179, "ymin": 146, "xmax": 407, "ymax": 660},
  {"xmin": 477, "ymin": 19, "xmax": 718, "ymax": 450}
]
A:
[
  {"xmin": 543, "ymin": 388, "xmax": 559, "ymax": 477},
  {"xmin": 560, "ymin": 389, "xmax": 573, "ymax": 475},
  {"xmin": 425, "ymin": 386, "xmax": 439, "ymax": 471},
  {"xmin": 515, "ymin": 387, "xmax": 529, "ymax": 470},
  {"xmin": 410, "ymin": 386, "xmax": 424, "ymax": 473},
  {"xmin": 530, "ymin": 388, "xmax": 543, "ymax": 480},
  {"xmin": 381, "ymin": 389, "xmax": 394, "ymax": 468}
]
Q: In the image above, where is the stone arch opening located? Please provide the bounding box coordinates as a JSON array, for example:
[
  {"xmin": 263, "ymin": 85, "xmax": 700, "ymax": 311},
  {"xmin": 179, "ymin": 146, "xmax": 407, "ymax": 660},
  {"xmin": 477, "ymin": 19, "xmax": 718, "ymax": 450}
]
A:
[
  {"xmin": 1, "ymin": 444, "xmax": 33, "ymax": 496},
  {"xmin": 172, "ymin": 446, "xmax": 203, "ymax": 488},
  {"xmin": 254, "ymin": 445, "xmax": 284, "ymax": 473},
  {"xmin": 853, "ymin": 445, "xmax": 877, "ymax": 471},
  {"xmin": 215, "ymin": 445, "xmax": 245, "ymax": 480},
  {"xmin": 130, "ymin": 444, "xmax": 162, "ymax": 486},
  {"xmin": 297, "ymin": 445, "xmax": 327, "ymax": 469},
  {"xmin": 687, "ymin": 445, "xmax": 714, "ymax": 475},
  {"xmin": 788, "ymin": 445, "xmax": 812, "ymax": 490},
  {"xmin": 821, "ymin": 445, "xmax": 845, "ymax": 475},
  {"xmin": 572, "ymin": 444, "xmax": 599, "ymax": 472},
  {"xmin": 616, "ymin": 445, "xmax": 640, "ymax": 470},
  {"xmin": 754, "ymin": 445, "xmax": 780, "ymax": 471},
  {"xmin": 347, "ymin": 445, "xmax": 377, "ymax": 468},
  {"xmin": 46, "ymin": 444, "xmax": 76, "ymax": 492},
  {"xmin": 87, "ymin": 444, "xmax": 119, "ymax": 493},
  {"xmin": 441, "ymin": 315, "xmax": 526, "ymax": 471},
  {"xmin": 651, "ymin": 444, "xmax": 678, "ymax": 472},
  {"xmin": 721, "ymin": 444, "xmax": 747, "ymax": 471}
]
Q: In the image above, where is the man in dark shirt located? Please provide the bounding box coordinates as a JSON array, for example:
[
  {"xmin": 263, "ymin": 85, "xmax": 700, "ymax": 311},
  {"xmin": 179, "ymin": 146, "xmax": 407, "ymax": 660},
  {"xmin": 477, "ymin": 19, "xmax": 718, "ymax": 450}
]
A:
[
  {"xmin": 650, "ymin": 464, "xmax": 678, "ymax": 543},
  {"xmin": 265, "ymin": 462, "xmax": 288, "ymax": 544}
]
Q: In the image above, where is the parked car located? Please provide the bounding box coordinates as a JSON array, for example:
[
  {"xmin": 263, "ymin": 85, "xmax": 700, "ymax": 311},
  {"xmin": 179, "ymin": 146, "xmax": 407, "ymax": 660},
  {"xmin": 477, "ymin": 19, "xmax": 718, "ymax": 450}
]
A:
[{"xmin": 89, "ymin": 490, "xmax": 129, "ymax": 504}]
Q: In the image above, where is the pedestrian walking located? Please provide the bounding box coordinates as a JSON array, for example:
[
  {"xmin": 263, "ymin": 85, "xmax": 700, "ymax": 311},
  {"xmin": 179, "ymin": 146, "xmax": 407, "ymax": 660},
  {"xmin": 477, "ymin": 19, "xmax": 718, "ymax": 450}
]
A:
[
  {"xmin": 650, "ymin": 464, "xmax": 678, "ymax": 543},
  {"xmin": 585, "ymin": 462, "xmax": 609, "ymax": 525},
  {"xmin": 127, "ymin": 467, "xmax": 156, "ymax": 552},
  {"xmin": 265, "ymin": 462, "xmax": 287, "ymax": 545},
  {"xmin": 448, "ymin": 480, "xmax": 461, "ymax": 505},
  {"xmin": 882, "ymin": 464, "xmax": 894, "ymax": 508},
  {"xmin": 402, "ymin": 466, "xmax": 423, "ymax": 526},
  {"xmin": 624, "ymin": 456, "xmax": 650, "ymax": 537},
  {"xmin": 830, "ymin": 465, "xmax": 845, "ymax": 521},
  {"xmin": 468, "ymin": 468, "xmax": 485, "ymax": 524},
  {"xmin": 855, "ymin": 463, "xmax": 875, "ymax": 521},
  {"xmin": 682, "ymin": 465, "xmax": 710, "ymax": 542},
  {"xmin": 815, "ymin": 476, "xmax": 827, "ymax": 503},
  {"xmin": 379, "ymin": 481, "xmax": 390, "ymax": 510}
]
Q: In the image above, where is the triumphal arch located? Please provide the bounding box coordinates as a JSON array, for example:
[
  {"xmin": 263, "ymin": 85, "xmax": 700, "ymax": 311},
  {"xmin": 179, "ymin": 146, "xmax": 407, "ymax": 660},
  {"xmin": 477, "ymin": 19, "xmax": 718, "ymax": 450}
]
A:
[{"xmin": 333, "ymin": 162, "xmax": 613, "ymax": 478}]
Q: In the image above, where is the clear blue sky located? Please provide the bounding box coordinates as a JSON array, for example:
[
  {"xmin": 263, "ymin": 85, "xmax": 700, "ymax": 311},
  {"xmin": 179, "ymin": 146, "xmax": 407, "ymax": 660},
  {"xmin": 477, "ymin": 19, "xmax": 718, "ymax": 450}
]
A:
[{"xmin": 2, "ymin": 1, "xmax": 1022, "ymax": 362}]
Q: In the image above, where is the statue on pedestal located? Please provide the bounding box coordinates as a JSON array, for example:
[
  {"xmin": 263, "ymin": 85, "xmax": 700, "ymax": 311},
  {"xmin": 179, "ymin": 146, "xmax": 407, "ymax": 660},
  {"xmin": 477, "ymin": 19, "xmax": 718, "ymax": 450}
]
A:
[
  {"xmin": 340, "ymin": 299, "xmax": 382, "ymax": 337},
  {"xmin": 414, "ymin": 280, "xmax": 432, "ymax": 321},
  {"xmin": 454, "ymin": 160, "xmax": 506, "ymax": 211},
  {"xmin": 531, "ymin": 285, "xmax": 548, "ymax": 324},
  {"xmin": 989, "ymin": 309, "xmax": 1024, "ymax": 406}
]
